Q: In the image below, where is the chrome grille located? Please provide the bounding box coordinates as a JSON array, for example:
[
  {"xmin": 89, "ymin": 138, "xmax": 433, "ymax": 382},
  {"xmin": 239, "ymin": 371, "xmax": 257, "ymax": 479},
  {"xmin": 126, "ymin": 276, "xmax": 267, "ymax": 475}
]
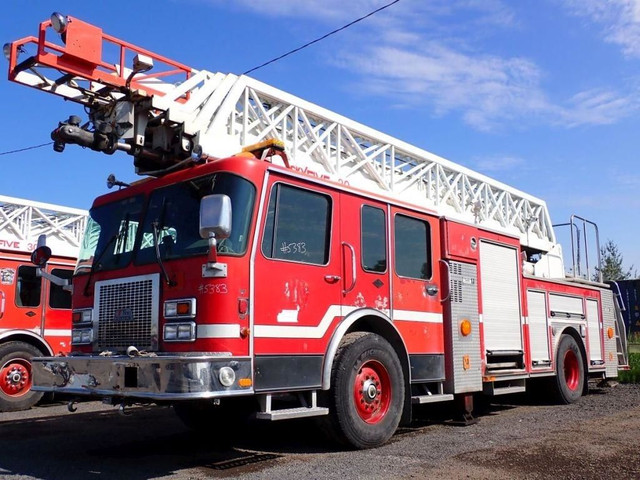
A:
[{"xmin": 95, "ymin": 274, "xmax": 159, "ymax": 352}]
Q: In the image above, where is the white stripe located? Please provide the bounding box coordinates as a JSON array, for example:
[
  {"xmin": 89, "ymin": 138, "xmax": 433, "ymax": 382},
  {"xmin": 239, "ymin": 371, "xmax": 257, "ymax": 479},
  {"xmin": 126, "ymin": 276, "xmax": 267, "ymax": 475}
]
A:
[
  {"xmin": 43, "ymin": 329, "xmax": 71, "ymax": 336},
  {"xmin": 393, "ymin": 310, "xmax": 443, "ymax": 323},
  {"xmin": 255, "ymin": 305, "xmax": 348, "ymax": 339},
  {"xmin": 197, "ymin": 324, "xmax": 240, "ymax": 339},
  {"xmin": 255, "ymin": 306, "xmax": 443, "ymax": 339}
]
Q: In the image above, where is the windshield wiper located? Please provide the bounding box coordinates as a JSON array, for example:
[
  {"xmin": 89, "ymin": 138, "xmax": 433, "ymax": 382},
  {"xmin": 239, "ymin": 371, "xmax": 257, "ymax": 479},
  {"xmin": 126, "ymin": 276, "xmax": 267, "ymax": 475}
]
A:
[
  {"xmin": 152, "ymin": 199, "xmax": 175, "ymax": 286},
  {"xmin": 83, "ymin": 231, "xmax": 118, "ymax": 296},
  {"xmin": 83, "ymin": 215, "xmax": 129, "ymax": 296}
]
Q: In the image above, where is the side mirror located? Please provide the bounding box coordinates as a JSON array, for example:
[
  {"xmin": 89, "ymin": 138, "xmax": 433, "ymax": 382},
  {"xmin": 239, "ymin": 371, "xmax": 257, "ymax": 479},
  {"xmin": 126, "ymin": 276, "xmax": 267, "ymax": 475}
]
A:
[
  {"xmin": 199, "ymin": 194, "xmax": 232, "ymax": 240},
  {"xmin": 31, "ymin": 234, "xmax": 52, "ymax": 267}
]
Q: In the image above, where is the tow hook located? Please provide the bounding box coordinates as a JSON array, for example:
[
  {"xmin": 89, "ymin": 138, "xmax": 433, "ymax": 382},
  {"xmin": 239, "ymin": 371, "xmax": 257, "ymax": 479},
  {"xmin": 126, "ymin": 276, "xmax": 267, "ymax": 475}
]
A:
[
  {"xmin": 67, "ymin": 400, "xmax": 78, "ymax": 413},
  {"xmin": 118, "ymin": 402, "xmax": 131, "ymax": 416}
]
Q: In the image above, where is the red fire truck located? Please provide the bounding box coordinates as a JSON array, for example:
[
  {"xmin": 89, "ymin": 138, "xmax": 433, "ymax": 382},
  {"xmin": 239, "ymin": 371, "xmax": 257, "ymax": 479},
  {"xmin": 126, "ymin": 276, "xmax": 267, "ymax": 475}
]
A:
[
  {"xmin": 4, "ymin": 14, "xmax": 628, "ymax": 448},
  {"xmin": 0, "ymin": 195, "xmax": 86, "ymax": 411}
]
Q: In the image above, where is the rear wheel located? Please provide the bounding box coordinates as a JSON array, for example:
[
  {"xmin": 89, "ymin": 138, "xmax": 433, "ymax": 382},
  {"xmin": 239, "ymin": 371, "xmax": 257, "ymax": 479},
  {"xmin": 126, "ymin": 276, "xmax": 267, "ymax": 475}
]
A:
[
  {"xmin": 552, "ymin": 335, "xmax": 585, "ymax": 404},
  {"xmin": 321, "ymin": 332, "xmax": 404, "ymax": 449},
  {"xmin": 0, "ymin": 341, "xmax": 45, "ymax": 412}
]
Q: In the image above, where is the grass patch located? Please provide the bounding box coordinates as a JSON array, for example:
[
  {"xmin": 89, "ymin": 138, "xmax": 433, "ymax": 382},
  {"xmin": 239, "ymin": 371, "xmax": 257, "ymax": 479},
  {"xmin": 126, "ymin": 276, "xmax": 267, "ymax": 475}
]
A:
[{"xmin": 619, "ymin": 352, "xmax": 640, "ymax": 384}]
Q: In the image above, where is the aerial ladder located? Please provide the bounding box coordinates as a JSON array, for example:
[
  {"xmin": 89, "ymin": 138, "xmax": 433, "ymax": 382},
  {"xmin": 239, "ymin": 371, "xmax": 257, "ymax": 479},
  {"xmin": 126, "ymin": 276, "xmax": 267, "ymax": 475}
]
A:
[
  {"xmin": 6, "ymin": 13, "xmax": 561, "ymax": 273},
  {"xmin": 0, "ymin": 195, "xmax": 87, "ymax": 258}
]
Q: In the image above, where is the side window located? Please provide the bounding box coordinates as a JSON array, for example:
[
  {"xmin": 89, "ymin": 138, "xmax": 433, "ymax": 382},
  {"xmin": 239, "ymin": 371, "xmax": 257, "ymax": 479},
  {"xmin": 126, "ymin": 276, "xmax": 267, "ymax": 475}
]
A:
[
  {"xmin": 361, "ymin": 205, "xmax": 387, "ymax": 273},
  {"xmin": 262, "ymin": 184, "xmax": 331, "ymax": 265},
  {"xmin": 49, "ymin": 269, "xmax": 73, "ymax": 309},
  {"xmin": 15, "ymin": 266, "xmax": 41, "ymax": 307},
  {"xmin": 394, "ymin": 214, "xmax": 432, "ymax": 280}
]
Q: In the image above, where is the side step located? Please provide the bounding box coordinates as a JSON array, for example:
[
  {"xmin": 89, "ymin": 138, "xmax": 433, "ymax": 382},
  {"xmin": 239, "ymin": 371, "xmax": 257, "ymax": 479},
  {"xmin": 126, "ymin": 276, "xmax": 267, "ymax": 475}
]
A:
[
  {"xmin": 483, "ymin": 378, "xmax": 526, "ymax": 396},
  {"xmin": 255, "ymin": 391, "xmax": 328, "ymax": 421},
  {"xmin": 412, "ymin": 393, "xmax": 454, "ymax": 405}
]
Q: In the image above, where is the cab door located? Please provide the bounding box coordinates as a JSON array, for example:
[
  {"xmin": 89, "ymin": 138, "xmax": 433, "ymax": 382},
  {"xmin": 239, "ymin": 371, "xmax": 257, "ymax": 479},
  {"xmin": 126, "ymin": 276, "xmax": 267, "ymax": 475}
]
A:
[
  {"xmin": 390, "ymin": 208, "xmax": 444, "ymax": 357},
  {"xmin": 42, "ymin": 263, "xmax": 74, "ymax": 354},
  {"xmin": 252, "ymin": 176, "xmax": 342, "ymax": 390},
  {"xmin": 339, "ymin": 195, "xmax": 391, "ymax": 317}
]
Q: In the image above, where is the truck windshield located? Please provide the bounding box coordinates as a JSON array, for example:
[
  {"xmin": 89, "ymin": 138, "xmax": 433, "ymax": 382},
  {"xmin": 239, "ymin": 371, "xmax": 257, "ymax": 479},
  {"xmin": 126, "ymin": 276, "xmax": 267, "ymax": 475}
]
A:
[
  {"xmin": 136, "ymin": 172, "xmax": 256, "ymax": 264},
  {"xmin": 75, "ymin": 195, "xmax": 145, "ymax": 274},
  {"xmin": 75, "ymin": 172, "xmax": 256, "ymax": 275}
]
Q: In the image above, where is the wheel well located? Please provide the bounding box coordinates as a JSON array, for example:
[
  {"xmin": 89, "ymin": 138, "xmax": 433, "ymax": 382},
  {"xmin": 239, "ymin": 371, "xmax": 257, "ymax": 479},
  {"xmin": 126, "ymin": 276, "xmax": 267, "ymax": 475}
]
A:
[
  {"xmin": 323, "ymin": 312, "xmax": 412, "ymax": 425},
  {"xmin": 558, "ymin": 327, "xmax": 588, "ymax": 392},
  {"xmin": 0, "ymin": 333, "xmax": 52, "ymax": 357}
]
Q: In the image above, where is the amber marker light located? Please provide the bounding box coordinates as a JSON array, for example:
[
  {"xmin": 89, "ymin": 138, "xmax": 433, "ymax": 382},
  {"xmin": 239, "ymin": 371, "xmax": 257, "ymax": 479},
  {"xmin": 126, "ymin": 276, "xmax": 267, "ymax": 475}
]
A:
[
  {"xmin": 238, "ymin": 378, "xmax": 252, "ymax": 388},
  {"xmin": 607, "ymin": 327, "xmax": 615, "ymax": 339},
  {"xmin": 460, "ymin": 319, "xmax": 472, "ymax": 336}
]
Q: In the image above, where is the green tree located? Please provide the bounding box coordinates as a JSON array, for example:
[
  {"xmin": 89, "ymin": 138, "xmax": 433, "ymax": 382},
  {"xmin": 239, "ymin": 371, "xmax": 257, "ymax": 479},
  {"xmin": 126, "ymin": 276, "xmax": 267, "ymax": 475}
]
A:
[{"xmin": 596, "ymin": 239, "xmax": 635, "ymax": 282}]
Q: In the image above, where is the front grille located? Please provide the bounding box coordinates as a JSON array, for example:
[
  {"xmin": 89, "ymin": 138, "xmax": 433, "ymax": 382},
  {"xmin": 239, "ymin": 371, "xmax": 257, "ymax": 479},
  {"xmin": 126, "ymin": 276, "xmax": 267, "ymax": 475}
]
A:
[{"xmin": 95, "ymin": 274, "xmax": 159, "ymax": 352}]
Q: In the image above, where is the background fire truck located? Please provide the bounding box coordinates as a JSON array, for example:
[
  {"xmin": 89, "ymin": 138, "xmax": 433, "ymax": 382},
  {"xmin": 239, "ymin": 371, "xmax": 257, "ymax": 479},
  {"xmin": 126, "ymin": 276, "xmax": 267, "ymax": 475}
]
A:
[
  {"xmin": 0, "ymin": 195, "xmax": 87, "ymax": 411},
  {"xmin": 3, "ymin": 13, "xmax": 629, "ymax": 448}
]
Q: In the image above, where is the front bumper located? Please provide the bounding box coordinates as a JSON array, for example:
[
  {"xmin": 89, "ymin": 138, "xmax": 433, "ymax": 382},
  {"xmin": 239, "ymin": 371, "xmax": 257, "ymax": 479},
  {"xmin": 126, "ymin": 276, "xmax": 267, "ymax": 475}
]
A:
[{"xmin": 32, "ymin": 354, "xmax": 253, "ymax": 401}]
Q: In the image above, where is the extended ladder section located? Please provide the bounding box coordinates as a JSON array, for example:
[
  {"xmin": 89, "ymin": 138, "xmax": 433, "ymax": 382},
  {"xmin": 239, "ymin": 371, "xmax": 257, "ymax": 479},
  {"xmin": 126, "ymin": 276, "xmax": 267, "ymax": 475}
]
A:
[
  {"xmin": 6, "ymin": 14, "xmax": 556, "ymax": 253},
  {"xmin": 0, "ymin": 195, "xmax": 88, "ymax": 258}
]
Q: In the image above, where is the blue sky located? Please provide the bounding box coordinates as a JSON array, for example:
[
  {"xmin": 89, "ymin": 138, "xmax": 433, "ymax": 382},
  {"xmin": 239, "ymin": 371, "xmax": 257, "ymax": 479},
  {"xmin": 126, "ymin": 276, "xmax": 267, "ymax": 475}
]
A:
[{"xmin": 1, "ymin": 0, "xmax": 638, "ymax": 275}]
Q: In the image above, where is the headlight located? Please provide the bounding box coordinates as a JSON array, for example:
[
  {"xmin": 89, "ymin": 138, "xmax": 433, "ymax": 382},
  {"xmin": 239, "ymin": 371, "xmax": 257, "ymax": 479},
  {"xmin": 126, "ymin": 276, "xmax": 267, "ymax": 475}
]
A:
[
  {"xmin": 164, "ymin": 298, "xmax": 196, "ymax": 319},
  {"xmin": 71, "ymin": 329, "xmax": 92, "ymax": 345},
  {"xmin": 218, "ymin": 366, "xmax": 236, "ymax": 387},
  {"xmin": 51, "ymin": 12, "xmax": 69, "ymax": 34},
  {"xmin": 72, "ymin": 309, "xmax": 92, "ymax": 324},
  {"xmin": 164, "ymin": 322, "xmax": 196, "ymax": 342}
]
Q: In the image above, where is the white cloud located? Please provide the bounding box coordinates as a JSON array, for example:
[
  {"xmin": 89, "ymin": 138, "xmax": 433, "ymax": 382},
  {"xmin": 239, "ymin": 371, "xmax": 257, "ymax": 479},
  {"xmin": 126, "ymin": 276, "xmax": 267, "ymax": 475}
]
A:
[
  {"xmin": 206, "ymin": 0, "xmax": 639, "ymax": 131},
  {"xmin": 563, "ymin": 0, "xmax": 640, "ymax": 58},
  {"xmin": 334, "ymin": 43, "xmax": 556, "ymax": 131},
  {"xmin": 558, "ymin": 88, "xmax": 639, "ymax": 126}
]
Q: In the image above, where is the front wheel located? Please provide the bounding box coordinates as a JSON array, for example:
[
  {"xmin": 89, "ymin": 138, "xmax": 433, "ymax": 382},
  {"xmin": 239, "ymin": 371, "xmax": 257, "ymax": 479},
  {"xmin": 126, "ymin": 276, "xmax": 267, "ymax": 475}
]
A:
[
  {"xmin": 321, "ymin": 332, "xmax": 404, "ymax": 449},
  {"xmin": 0, "ymin": 341, "xmax": 45, "ymax": 412},
  {"xmin": 552, "ymin": 334, "xmax": 585, "ymax": 404}
]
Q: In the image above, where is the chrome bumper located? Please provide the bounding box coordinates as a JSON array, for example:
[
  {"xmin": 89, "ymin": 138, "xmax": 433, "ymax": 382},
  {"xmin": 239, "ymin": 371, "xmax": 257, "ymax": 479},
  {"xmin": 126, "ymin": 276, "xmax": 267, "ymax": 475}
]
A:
[{"xmin": 32, "ymin": 354, "xmax": 253, "ymax": 401}]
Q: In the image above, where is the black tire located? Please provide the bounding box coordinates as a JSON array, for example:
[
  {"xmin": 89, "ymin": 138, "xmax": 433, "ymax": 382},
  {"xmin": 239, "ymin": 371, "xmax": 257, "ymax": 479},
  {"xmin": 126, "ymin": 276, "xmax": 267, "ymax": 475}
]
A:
[
  {"xmin": 320, "ymin": 332, "xmax": 404, "ymax": 449},
  {"xmin": 0, "ymin": 341, "xmax": 45, "ymax": 412},
  {"xmin": 552, "ymin": 335, "xmax": 585, "ymax": 404}
]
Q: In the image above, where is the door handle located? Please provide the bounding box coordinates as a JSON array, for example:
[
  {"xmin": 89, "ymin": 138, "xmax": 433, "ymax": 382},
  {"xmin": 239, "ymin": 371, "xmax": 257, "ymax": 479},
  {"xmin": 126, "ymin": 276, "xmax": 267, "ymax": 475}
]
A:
[
  {"xmin": 425, "ymin": 284, "xmax": 439, "ymax": 296},
  {"xmin": 324, "ymin": 275, "xmax": 341, "ymax": 284},
  {"xmin": 439, "ymin": 259, "xmax": 450, "ymax": 303},
  {"xmin": 342, "ymin": 242, "xmax": 356, "ymax": 295}
]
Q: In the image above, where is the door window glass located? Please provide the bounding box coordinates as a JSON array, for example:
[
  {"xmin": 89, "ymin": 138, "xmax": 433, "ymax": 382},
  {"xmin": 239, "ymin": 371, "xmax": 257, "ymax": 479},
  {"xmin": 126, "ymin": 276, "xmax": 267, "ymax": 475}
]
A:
[
  {"xmin": 49, "ymin": 269, "xmax": 73, "ymax": 309},
  {"xmin": 361, "ymin": 205, "xmax": 387, "ymax": 273},
  {"xmin": 394, "ymin": 214, "xmax": 432, "ymax": 279},
  {"xmin": 15, "ymin": 266, "xmax": 41, "ymax": 307},
  {"xmin": 262, "ymin": 184, "xmax": 331, "ymax": 265}
]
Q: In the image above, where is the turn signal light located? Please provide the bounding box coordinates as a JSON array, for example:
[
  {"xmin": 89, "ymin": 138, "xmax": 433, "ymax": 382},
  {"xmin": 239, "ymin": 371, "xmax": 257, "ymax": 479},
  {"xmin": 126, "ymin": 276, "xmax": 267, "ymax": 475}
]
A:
[
  {"xmin": 460, "ymin": 319, "xmax": 472, "ymax": 336},
  {"xmin": 238, "ymin": 378, "xmax": 252, "ymax": 388}
]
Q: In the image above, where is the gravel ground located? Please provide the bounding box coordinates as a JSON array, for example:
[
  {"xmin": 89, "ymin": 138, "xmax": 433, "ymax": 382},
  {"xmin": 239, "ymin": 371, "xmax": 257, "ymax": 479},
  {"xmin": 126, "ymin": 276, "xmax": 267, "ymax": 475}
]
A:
[
  {"xmin": 225, "ymin": 382, "xmax": 640, "ymax": 480},
  {"xmin": 1, "ymin": 382, "xmax": 639, "ymax": 480}
]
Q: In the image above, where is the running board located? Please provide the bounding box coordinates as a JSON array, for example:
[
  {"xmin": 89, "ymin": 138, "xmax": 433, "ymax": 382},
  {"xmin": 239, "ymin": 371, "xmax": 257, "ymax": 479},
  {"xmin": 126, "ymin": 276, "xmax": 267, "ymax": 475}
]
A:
[
  {"xmin": 255, "ymin": 391, "xmax": 328, "ymax": 421},
  {"xmin": 412, "ymin": 393, "xmax": 454, "ymax": 404},
  {"xmin": 483, "ymin": 378, "xmax": 527, "ymax": 396}
]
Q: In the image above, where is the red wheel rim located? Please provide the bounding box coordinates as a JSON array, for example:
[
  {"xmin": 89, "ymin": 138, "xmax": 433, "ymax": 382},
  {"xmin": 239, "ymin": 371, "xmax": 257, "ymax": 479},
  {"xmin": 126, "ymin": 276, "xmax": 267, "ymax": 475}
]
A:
[
  {"xmin": 563, "ymin": 349, "xmax": 580, "ymax": 391},
  {"xmin": 0, "ymin": 358, "xmax": 32, "ymax": 397},
  {"xmin": 353, "ymin": 360, "xmax": 391, "ymax": 424}
]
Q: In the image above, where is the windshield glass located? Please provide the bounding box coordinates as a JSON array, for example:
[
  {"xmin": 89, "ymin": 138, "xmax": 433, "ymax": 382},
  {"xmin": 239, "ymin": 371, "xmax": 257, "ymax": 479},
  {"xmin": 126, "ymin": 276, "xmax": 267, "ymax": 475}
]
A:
[
  {"xmin": 75, "ymin": 195, "xmax": 145, "ymax": 274},
  {"xmin": 135, "ymin": 172, "xmax": 256, "ymax": 264}
]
